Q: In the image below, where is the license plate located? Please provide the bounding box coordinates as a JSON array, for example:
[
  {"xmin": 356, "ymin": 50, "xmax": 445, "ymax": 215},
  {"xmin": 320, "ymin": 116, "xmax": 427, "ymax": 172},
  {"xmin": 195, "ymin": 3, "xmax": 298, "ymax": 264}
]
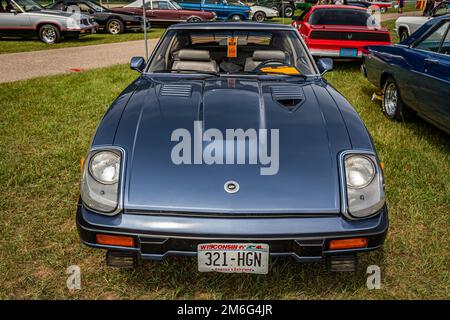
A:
[
  {"xmin": 198, "ymin": 243, "xmax": 269, "ymax": 274},
  {"xmin": 340, "ymin": 48, "xmax": 358, "ymax": 57}
]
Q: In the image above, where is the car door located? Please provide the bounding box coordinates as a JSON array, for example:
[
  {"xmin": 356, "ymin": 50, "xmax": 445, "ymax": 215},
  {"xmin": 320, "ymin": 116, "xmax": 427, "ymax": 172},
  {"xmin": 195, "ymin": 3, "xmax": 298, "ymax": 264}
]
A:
[
  {"xmin": 202, "ymin": 0, "xmax": 227, "ymax": 19},
  {"xmin": 0, "ymin": 0, "xmax": 32, "ymax": 37},
  {"xmin": 411, "ymin": 19, "xmax": 450, "ymax": 131}
]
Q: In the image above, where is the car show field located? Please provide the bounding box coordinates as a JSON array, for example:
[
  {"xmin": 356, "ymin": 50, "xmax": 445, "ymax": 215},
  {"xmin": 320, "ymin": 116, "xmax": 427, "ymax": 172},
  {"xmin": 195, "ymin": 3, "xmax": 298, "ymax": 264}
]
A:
[
  {"xmin": 0, "ymin": 61, "xmax": 448, "ymax": 299},
  {"xmin": 0, "ymin": 0, "xmax": 449, "ymax": 302}
]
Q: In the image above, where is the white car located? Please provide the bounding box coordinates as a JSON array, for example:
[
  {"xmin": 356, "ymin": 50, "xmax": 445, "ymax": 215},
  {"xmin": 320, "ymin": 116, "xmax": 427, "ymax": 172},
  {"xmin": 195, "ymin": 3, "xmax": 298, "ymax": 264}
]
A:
[
  {"xmin": 233, "ymin": 1, "xmax": 279, "ymax": 22},
  {"xmin": 395, "ymin": 1, "xmax": 450, "ymax": 41}
]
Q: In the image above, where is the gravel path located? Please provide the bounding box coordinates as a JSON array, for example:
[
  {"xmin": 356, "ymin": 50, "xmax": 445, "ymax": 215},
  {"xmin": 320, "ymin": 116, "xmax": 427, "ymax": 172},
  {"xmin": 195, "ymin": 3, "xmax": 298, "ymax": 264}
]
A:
[{"xmin": 0, "ymin": 39, "xmax": 159, "ymax": 84}]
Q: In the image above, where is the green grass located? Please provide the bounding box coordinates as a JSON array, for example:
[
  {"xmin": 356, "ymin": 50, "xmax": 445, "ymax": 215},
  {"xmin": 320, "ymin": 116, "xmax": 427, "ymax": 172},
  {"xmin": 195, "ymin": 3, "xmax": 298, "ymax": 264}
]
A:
[
  {"xmin": 0, "ymin": 28, "xmax": 165, "ymax": 54},
  {"xmin": 0, "ymin": 59, "xmax": 449, "ymax": 299}
]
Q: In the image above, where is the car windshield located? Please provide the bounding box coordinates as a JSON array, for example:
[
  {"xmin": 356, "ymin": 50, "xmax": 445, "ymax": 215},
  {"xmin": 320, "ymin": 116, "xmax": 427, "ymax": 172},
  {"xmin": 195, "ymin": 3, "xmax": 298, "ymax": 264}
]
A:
[
  {"xmin": 11, "ymin": 0, "xmax": 43, "ymax": 11},
  {"xmin": 147, "ymin": 29, "xmax": 316, "ymax": 76},
  {"xmin": 86, "ymin": 1, "xmax": 107, "ymax": 12},
  {"xmin": 309, "ymin": 8, "xmax": 374, "ymax": 26}
]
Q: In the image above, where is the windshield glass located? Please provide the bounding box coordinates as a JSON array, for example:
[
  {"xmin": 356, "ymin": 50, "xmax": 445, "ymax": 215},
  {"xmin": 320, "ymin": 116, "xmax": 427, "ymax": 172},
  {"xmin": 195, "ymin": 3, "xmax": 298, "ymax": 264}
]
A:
[
  {"xmin": 147, "ymin": 29, "xmax": 316, "ymax": 76},
  {"xmin": 86, "ymin": 1, "xmax": 107, "ymax": 11},
  {"xmin": 309, "ymin": 8, "xmax": 374, "ymax": 26},
  {"xmin": 11, "ymin": 0, "xmax": 43, "ymax": 11}
]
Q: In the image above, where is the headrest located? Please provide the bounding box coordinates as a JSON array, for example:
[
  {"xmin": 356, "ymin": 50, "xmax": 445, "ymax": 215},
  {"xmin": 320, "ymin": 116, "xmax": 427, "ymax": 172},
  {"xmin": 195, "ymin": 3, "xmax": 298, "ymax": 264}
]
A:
[
  {"xmin": 252, "ymin": 50, "xmax": 286, "ymax": 62},
  {"xmin": 177, "ymin": 49, "xmax": 211, "ymax": 61}
]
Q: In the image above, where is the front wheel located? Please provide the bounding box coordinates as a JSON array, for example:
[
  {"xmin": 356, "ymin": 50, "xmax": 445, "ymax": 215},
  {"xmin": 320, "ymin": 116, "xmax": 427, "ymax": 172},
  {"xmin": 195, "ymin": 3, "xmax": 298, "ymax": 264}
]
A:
[
  {"xmin": 187, "ymin": 16, "xmax": 202, "ymax": 23},
  {"xmin": 399, "ymin": 29, "xmax": 409, "ymax": 41},
  {"xmin": 39, "ymin": 24, "xmax": 61, "ymax": 44},
  {"xmin": 382, "ymin": 77, "xmax": 406, "ymax": 121},
  {"xmin": 230, "ymin": 14, "xmax": 243, "ymax": 21},
  {"xmin": 253, "ymin": 11, "xmax": 266, "ymax": 23},
  {"xmin": 106, "ymin": 19, "xmax": 124, "ymax": 35},
  {"xmin": 283, "ymin": 5, "xmax": 295, "ymax": 18}
]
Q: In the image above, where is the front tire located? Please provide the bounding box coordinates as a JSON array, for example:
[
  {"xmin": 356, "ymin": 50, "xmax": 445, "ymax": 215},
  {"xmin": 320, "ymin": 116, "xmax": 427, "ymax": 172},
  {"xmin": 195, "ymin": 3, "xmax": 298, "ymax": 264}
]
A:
[
  {"xmin": 399, "ymin": 28, "xmax": 409, "ymax": 41},
  {"xmin": 187, "ymin": 16, "xmax": 202, "ymax": 23},
  {"xmin": 253, "ymin": 11, "xmax": 266, "ymax": 22},
  {"xmin": 283, "ymin": 5, "xmax": 295, "ymax": 18},
  {"xmin": 38, "ymin": 24, "xmax": 61, "ymax": 44},
  {"xmin": 382, "ymin": 77, "xmax": 406, "ymax": 121},
  {"xmin": 106, "ymin": 19, "xmax": 124, "ymax": 35},
  {"xmin": 230, "ymin": 14, "xmax": 243, "ymax": 21}
]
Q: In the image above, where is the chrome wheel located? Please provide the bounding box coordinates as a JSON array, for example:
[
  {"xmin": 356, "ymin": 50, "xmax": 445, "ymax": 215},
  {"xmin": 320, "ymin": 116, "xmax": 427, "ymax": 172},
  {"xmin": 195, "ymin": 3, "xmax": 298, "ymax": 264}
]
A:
[
  {"xmin": 187, "ymin": 17, "xmax": 201, "ymax": 23},
  {"xmin": 41, "ymin": 26, "xmax": 57, "ymax": 44},
  {"xmin": 253, "ymin": 12, "xmax": 265, "ymax": 22},
  {"xmin": 384, "ymin": 82, "xmax": 398, "ymax": 117},
  {"xmin": 231, "ymin": 15, "xmax": 242, "ymax": 21},
  {"xmin": 284, "ymin": 7, "xmax": 294, "ymax": 17},
  {"xmin": 107, "ymin": 20, "xmax": 122, "ymax": 35}
]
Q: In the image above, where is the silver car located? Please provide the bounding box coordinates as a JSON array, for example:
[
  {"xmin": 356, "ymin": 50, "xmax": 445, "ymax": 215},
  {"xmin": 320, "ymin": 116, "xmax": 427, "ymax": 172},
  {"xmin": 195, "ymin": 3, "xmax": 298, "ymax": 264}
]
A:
[{"xmin": 0, "ymin": 0, "xmax": 98, "ymax": 43}]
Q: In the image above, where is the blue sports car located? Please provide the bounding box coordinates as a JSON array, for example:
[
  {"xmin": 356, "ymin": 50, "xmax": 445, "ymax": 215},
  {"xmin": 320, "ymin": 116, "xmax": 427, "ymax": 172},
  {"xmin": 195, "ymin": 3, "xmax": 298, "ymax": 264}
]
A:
[
  {"xmin": 77, "ymin": 22, "xmax": 388, "ymax": 273},
  {"xmin": 362, "ymin": 14, "xmax": 450, "ymax": 134}
]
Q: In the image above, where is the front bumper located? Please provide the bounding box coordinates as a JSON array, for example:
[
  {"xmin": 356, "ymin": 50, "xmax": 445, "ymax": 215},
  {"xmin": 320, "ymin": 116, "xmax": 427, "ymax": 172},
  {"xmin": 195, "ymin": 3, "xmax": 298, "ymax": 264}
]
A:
[{"xmin": 77, "ymin": 204, "xmax": 388, "ymax": 263}]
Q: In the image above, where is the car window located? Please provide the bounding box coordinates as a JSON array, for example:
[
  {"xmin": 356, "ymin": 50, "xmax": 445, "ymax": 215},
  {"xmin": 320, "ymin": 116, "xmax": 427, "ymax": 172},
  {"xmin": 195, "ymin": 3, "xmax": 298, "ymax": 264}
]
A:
[
  {"xmin": 439, "ymin": 24, "xmax": 450, "ymax": 55},
  {"xmin": 309, "ymin": 8, "xmax": 374, "ymax": 27},
  {"xmin": 147, "ymin": 29, "xmax": 316, "ymax": 75},
  {"xmin": 415, "ymin": 21, "xmax": 450, "ymax": 53},
  {"xmin": 433, "ymin": 3, "xmax": 450, "ymax": 16},
  {"xmin": 180, "ymin": 0, "xmax": 201, "ymax": 3}
]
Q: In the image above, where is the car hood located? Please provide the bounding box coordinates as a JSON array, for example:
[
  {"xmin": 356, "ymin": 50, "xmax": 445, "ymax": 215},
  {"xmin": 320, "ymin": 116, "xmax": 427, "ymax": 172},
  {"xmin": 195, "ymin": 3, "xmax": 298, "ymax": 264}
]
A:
[
  {"xmin": 396, "ymin": 16, "xmax": 428, "ymax": 25},
  {"xmin": 114, "ymin": 77, "xmax": 352, "ymax": 214}
]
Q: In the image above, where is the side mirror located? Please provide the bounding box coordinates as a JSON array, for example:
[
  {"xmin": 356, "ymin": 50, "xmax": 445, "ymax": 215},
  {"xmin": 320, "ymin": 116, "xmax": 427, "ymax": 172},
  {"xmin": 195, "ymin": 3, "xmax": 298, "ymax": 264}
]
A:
[
  {"xmin": 317, "ymin": 58, "xmax": 333, "ymax": 75},
  {"xmin": 130, "ymin": 56, "xmax": 146, "ymax": 73}
]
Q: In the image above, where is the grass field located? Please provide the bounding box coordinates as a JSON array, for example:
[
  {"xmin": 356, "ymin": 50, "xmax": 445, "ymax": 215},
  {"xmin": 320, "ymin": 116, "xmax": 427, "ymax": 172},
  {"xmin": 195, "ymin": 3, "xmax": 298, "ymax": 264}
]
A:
[
  {"xmin": 0, "ymin": 28, "xmax": 166, "ymax": 54},
  {"xmin": 0, "ymin": 57, "xmax": 449, "ymax": 299}
]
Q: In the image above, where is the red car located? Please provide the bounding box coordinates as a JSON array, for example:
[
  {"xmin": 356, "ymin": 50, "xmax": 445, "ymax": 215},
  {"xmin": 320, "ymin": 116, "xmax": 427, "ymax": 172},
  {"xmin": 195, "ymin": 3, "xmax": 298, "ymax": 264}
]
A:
[
  {"xmin": 110, "ymin": 0, "xmax": 216, "ymax": 25},
  {"xmin": 291, "ymin": 5, "xmax": 391, "ymax": 59}
]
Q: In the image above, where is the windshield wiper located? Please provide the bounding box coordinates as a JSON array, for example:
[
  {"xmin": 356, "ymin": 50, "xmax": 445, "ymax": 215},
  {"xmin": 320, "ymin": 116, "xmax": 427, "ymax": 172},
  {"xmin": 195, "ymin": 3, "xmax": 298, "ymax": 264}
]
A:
[{"xmin": 154, "ymin": 69, "xmax": 220, "ymax": 77}]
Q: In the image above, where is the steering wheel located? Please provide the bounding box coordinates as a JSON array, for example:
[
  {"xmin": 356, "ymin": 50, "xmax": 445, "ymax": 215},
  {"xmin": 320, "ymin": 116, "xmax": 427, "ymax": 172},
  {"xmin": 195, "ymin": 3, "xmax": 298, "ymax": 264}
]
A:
[{"xmin": 253, "ymin": 59, "xmax": 291, "ymax": 73}]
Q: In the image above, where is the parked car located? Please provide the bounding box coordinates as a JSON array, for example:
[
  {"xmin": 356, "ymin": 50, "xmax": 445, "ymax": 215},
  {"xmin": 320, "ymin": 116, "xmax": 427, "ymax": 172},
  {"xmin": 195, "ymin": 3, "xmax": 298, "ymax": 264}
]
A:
[
  {"xmin": 46, "ymin": 0, "xmax": 148, "ymax": 34},
  {"xmin": 0, "ymin": 0, "xmax": 97, "ymax": 43},
  {"xmin": 229, "ymin": 0, "xmax": 278, "ymax": 22},
  {"xmin": 291, "ymin": 5, "xmax": 391, "ymax": 58},
  {"xmin": 347, "ymin": 1, "xmax": 372, "ymax": 9},
  {"xmin": 252, "ymin": 0, "xmax": 296, "ymax": 17},
  {"xmin": 111, "ymin": 0, "xmax": 216, "ymax": 25},
  {"xmin": 364, "ymin": 0, "xmax": 391, "ymax": 13},
  {"xmin": 77, "ymin": 22, "xmax": 388, "ymax": 272},
  {"xmin": 174, "ymin": 0, "xmax": 250, "ymax": 20},
  {"xmin": 362, "ymin": 14, "xmax": 450, "ymax": 134},
  {"xmin": 395, "ymin": 0, "xmax": 450, "ymax": 41}
]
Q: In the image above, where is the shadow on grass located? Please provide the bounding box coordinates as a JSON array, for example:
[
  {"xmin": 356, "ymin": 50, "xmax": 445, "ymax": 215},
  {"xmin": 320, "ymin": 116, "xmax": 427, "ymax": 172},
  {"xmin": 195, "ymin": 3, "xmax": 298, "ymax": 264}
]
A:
[{"xmin": 114, "ymin": 249, "xmax": 387, "ymax": 298}]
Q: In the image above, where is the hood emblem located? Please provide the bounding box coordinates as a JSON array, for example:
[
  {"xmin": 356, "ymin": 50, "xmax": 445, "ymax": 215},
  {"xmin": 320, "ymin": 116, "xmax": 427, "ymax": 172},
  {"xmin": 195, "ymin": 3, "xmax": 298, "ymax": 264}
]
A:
[
  {"xmin": 224, "ymin": 181, "xmax": 239, "ymax": 194},
  {"xmin": 347, "ymin": 34, "xmax": 353, "ymax": 39}
]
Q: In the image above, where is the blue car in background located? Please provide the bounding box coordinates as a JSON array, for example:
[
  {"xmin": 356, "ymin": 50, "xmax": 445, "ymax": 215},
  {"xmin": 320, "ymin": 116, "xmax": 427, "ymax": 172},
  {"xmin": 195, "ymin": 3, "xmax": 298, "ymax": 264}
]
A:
[
  {"xmin": 362, "ymin": 14, "xmax": 450, "ymax": 134},
  {"xmin": 175, "ymin": 0, "xmax": 250, "ymax": 20}
]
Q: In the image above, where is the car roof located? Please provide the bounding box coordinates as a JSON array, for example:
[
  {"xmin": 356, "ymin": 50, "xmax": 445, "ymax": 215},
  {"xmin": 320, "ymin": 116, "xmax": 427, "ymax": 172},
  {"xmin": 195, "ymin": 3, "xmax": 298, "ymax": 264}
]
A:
[
  {"xmin": 311, "ymin": 5, "xmax": 367, "ymax": 10},
  {"xmin": 168, "ymin": 22, "xmax": 296, "ymax": 31}
]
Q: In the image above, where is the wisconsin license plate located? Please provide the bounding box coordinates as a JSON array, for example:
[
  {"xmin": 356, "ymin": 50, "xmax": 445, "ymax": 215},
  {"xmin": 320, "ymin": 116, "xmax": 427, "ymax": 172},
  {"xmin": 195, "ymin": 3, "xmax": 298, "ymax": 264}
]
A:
[
  {"xmin": 340, "ymin": 48, "xmax": 358, "ymax": 57},
  {"xmin": 197, "ymin": 243, "xmax": 269, "ymax": 274}
]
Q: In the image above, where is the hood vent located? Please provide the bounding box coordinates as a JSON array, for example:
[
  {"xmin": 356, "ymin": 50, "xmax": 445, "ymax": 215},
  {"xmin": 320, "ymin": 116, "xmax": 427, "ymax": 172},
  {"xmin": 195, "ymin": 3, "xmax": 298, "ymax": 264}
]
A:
[
  {"xmin": 271, "ymin": 86, "xmax": 305, "ymax": 111},
  {"xmin": 160, "ymin": 84, "xmax": 192, "ymax": 97}
]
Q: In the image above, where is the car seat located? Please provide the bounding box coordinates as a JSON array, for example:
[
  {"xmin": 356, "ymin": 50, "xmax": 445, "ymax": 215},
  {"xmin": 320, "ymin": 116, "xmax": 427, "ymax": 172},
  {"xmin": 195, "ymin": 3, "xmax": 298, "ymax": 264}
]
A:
[
  {"xmin": 172, "ymin": 49, "xmax": 219, "ymax": 72},
  {"xmin": 244, "ymin": 50, "xmax": 287, "ymax": 72}
]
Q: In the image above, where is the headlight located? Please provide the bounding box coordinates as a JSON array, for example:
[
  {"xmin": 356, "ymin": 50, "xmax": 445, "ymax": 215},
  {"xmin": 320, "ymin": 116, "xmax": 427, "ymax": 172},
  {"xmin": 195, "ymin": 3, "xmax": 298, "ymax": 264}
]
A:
[
  {"xmin": 89, "ymin": 151, "xmax": 120, "ymax": 184},
  {"xmin": 344, "ymin": 153, "xmax": 385, "ymax": 219},
  {"xmin": 80, "ymin": 149, "xmax": 122, "ymax": 215},
  {"xmin": 345, "ymin": 156, "xmax": 375, "ymax": 188}
]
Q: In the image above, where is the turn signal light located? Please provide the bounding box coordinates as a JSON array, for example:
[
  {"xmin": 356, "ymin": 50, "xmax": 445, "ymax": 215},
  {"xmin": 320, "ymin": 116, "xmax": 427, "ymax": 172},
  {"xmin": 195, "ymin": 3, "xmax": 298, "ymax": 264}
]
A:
[
  {"xmin": 96, "ymin": 234, "xmax": 135, "ymax": 247},
  {"xmin": 329, "ymin": 237, "xmax": 368, "ymax": 250}
]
